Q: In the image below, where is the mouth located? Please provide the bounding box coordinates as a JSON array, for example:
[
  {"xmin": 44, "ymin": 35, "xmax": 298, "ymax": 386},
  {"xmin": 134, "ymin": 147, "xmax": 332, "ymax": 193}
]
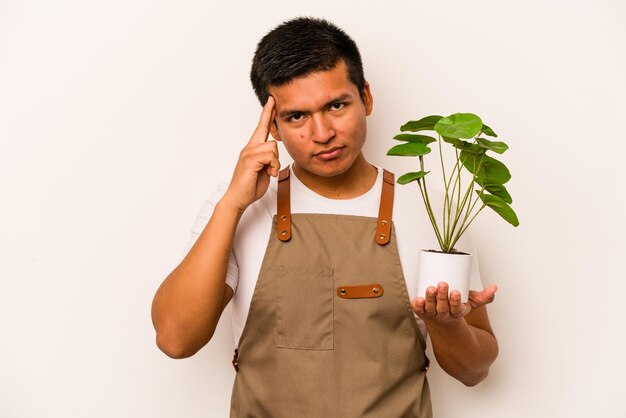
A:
[{"xmin": 315, "ymin": 146, "xmax": 344, "ymax": 161}]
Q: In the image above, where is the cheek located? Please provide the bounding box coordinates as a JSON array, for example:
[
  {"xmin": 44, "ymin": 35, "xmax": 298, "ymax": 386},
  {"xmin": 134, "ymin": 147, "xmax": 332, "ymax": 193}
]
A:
[
  {"xmin": 280, "ymin": 135, "xmax": 306, "ymax": 158},
  {"xmin": 278, "ymin": 123, "xmax": 306, "ymax": 139},
  {"xmin": 341, "ymin": 113, "xmax": 367, "ymax": 138},
  {"xmin": 280, "ymin": 124, "xmax": 310, "ymax": 144}
]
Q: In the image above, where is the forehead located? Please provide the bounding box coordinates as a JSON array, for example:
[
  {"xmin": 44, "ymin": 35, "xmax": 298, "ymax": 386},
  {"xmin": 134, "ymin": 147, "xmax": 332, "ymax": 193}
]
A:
[{"xmin": 269, "ymin": 61, "xmax": 359, "ymax": 111}]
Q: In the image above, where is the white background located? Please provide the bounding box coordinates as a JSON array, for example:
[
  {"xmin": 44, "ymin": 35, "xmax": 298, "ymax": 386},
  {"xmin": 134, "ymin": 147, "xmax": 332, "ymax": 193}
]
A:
[{"xmin": 1, "ymin": 1, "xmax": 625, "ymax": 417}]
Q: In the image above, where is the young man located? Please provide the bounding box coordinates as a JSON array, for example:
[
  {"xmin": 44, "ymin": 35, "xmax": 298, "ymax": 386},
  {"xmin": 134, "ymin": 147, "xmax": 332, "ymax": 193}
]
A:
[{"xmin": 152, "ymin": 17, "xmax": 498, "ymax": 417}]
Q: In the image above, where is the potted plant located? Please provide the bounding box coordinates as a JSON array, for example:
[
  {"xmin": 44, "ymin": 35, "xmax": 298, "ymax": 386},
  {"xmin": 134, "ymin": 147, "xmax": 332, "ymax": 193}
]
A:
[{"xmin": 387, "ymin": 113, "xmax": 519, "ymax": 302}]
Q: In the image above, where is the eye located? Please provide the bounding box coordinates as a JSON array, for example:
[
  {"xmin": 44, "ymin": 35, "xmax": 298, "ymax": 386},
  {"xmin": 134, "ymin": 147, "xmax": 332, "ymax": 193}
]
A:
[
  {"xmin": 289, "ymin": 113, "xmax": 303, "ymax": 122},
  {"xmin": 330, "ymin": 102, "xmax": 345, "ymax": 111}
]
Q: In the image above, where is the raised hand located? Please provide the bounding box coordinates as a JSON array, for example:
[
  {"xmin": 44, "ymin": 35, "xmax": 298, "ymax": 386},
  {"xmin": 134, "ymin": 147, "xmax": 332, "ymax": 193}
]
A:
[{"xmin": 222, "ymin": 96, "xmax": 280, "ymax": 213}]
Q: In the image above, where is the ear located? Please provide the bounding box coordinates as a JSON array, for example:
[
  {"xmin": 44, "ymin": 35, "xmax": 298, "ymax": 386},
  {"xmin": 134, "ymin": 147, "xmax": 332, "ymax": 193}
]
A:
[
  {"xmin": 362, "ymin": 81, "xmax": 374, "ymax": 116},
  {"xmin": 269, "ymin": 119, "xmax": 282, "ymax": 141}
]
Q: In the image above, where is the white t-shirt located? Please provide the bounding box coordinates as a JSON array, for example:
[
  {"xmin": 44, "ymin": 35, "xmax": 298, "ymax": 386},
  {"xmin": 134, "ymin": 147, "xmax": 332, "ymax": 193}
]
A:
[{"xmin": 188, "ymin": 165, "xmax": 482, "ymax": 346}]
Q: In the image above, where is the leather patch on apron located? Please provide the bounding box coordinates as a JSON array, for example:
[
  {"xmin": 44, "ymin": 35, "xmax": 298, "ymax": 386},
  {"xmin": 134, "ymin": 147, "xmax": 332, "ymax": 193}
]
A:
[{"xmin": 337, "ymin": 283, "xmax": 384, "ymax": 299}]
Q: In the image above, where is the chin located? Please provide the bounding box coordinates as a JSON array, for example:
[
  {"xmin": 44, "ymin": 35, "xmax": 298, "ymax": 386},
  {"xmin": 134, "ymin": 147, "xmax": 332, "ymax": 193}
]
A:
[{"xmin": 310, "ymin": 162, "xmax": 354, "ymax": 178}]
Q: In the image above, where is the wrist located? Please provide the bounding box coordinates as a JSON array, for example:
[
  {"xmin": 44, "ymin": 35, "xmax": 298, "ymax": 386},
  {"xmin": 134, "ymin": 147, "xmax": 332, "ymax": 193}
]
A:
[
  {"xmin": 216, "ymin": 196, "xmax": 246, "ymax": 219},
  {"xmin": 424, "ymin": 316, "xmax": 469, "ymax": 338}
]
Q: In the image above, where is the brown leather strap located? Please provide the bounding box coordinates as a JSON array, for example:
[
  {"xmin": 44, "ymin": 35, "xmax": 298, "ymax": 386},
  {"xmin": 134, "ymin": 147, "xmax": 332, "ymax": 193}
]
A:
[
  {"xmin": 276, "ymin": 167, "xmax": 291, "ymax": 241},
  {"xmin": 277, "ymin": 167, "xmax": 394, "ymax": 244},
  {"xmin": 376, "ymin": 170, "xmax": 395, "ymax": 245},
  {"xmin": 337, "ymin": 284, "xmax": 384, "ymax": 299}
]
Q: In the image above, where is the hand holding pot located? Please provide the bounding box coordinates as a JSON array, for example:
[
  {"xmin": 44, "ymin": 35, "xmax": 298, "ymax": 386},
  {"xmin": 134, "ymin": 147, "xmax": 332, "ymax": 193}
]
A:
[
  {"xmin": 411, "ymin": 282, "xmax": 499, "ymax": 386},
  {"xmin": 411, "ymin": 282, "xmax": 497, "ymax": 325}
]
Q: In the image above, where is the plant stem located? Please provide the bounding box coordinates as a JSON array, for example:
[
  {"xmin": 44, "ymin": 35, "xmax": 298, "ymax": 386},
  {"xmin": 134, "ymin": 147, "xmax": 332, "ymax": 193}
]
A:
[
  {"xmin": 453, "ymin": 149, "xmax": 462, "ymax": 222},
  {"xmin": 463, "ymin": 151, "xmax": 486, "ymax": 219},
  {"xmin": 456, "ymin": 148, "xmax": 461, "ymax": 210},
  {"xmin": 449, "ymin": 145, "xmax": 487, "ymax": 251},
  {"xmin": 460, "ymin": 185, "xmax": 484, "ymax": 234},
  {"xmin": 446, "ymin": 150, "xmax": 462, "ymax": 247},
  {"xmin": 449, "ymin": 204, "xmax": 486, "ymax": 250},
  {"xmin": 438, "ymin": 135, "xmax": 450, "ymax": 246},
  {"xmin": 448, "ymin": 167, "xmax": 474, "ymax": 245},
  {"xmin": 418, "ymin": 156, "xmax": 445, "ymax": 250}
]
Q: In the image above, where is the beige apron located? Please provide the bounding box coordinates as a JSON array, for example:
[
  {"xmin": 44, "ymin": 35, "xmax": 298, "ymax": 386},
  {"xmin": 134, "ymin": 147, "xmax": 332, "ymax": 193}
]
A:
[{"xmin": 230, "ymin": 167, "xmax": 432, "ymax": 418}]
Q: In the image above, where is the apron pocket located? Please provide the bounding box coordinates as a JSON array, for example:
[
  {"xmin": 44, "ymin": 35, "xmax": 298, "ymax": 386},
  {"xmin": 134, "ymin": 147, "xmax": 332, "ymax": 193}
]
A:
[{"xmin": 274, "ymin": 265, "xmax": 334, "ymax": 350}]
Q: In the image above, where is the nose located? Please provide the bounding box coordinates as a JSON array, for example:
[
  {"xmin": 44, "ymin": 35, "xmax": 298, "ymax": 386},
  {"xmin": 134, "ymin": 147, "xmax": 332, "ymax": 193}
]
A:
[{"xmin": 311, "ymin": 114, "xmax": 335, "ymax": 143}]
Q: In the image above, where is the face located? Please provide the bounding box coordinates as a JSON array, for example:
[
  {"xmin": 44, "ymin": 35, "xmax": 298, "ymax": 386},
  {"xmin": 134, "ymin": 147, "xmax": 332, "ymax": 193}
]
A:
[{"xmin": 269, "ymin": 60, "xmax": 373, "ymax": 180}]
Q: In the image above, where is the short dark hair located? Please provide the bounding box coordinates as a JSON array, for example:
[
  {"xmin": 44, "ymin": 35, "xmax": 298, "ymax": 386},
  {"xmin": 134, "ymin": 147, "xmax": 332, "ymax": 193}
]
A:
[{"xmin": 250, "ymin": 17, "xmax": 366, "ymax": 105}]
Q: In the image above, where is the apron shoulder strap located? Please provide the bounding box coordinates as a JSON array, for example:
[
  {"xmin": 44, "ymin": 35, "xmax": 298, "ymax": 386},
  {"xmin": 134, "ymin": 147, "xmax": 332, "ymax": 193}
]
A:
[
  {"xmin": 277, "ymin": 167, "xmax": 292, "ymax": 241},
  {"xmin": 375, "ymin": 169, "xmax": 395, "ymax": 246},
  {"xmin": 276, "ymin": 166, "xmax": 395, "ymax": 245}
]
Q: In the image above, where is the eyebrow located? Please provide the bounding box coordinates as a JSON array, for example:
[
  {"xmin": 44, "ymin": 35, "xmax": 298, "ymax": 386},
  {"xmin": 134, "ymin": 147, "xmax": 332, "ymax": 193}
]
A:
[{"xmin": 277, "ymin": 93, "xmax": 353, "ymax": 118}]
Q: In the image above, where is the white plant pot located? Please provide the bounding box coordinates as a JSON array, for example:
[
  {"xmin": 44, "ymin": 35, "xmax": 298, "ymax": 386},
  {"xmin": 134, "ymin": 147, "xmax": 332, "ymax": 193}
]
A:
[{"xmin": 417, "ymin": 250, "xmax": 473, "ymax": 303}]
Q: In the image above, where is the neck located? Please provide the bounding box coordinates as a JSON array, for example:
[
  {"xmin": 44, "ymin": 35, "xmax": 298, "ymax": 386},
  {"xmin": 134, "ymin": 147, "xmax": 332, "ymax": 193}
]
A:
[{"xmin": 292, "ymin": 154, "xmax": 378, "ymax": 199}]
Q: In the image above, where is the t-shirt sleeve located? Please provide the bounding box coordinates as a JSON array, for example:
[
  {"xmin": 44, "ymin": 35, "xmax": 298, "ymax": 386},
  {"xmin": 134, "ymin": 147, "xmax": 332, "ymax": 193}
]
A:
[{"xmin": 186, "ymin": 183, "xmax": 239, "ymax": 293}]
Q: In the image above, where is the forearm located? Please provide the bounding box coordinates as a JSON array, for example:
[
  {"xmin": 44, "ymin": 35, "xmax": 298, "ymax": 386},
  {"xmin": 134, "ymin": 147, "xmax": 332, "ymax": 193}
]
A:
[
  {"xmin": 426, "ymin": 315, "xmax": 498, "ymax": 386},
  {"xmin": 152, "ymin": 97, "xmax": 279, "ymax": 358},
  {"xmin": 151, "ymin": 199, "xmax": 242, "ymax": 358}
]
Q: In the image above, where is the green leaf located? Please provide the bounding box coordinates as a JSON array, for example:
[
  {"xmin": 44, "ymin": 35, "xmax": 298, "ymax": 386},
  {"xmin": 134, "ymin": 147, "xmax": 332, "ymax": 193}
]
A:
[
  {"xmin": 481, "ymin": 124, "xmax": 498, "ymax": 137},
  {"xmin": 476, "ymin": 191, "xmax": 519, "ymax": 226},
  {"xmin": 393, "ymin": 134, "xmax": 437, "ymax": 145},
  {"xmin": 479, "ymin": 183, "xmax": 512, "ymax": 204},
  {"xmin": 387, "ymin": 142, "xmax": 431, "ymax": 156},
  {"xmin": 477, "ymin": 137, "xmax": 509, "ymax": 154},
  {"xmin": 460, "ymin": 152, "xmax": 511, "ymax": 184},
  {"xmin": 397, "ymin": 171, "xmax": 429, "ymax": 184},
  {"xmin": 443, "ymin": 136, "xmax": 484, "ymax": 154},
  {"xmin": 400, "ymin": 115, "xmax": 443, "ymax": 132},
  {"xmin": 435, "ymin": 113, "xmax": 483, "ymax": 139}
]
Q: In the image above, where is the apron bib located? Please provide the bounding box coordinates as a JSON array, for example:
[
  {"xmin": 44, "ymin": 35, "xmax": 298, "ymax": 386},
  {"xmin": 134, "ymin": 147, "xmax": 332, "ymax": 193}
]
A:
[{"xmin": 230, "ymin": 167, "xmax": 432, "ymax": 418}]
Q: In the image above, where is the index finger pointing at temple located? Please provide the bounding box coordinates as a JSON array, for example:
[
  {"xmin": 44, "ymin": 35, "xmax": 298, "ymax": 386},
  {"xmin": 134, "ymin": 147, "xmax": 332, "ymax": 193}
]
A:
[{"xmin": 251, "ymin": 96, "xmax": 276, "ymax": 144}]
